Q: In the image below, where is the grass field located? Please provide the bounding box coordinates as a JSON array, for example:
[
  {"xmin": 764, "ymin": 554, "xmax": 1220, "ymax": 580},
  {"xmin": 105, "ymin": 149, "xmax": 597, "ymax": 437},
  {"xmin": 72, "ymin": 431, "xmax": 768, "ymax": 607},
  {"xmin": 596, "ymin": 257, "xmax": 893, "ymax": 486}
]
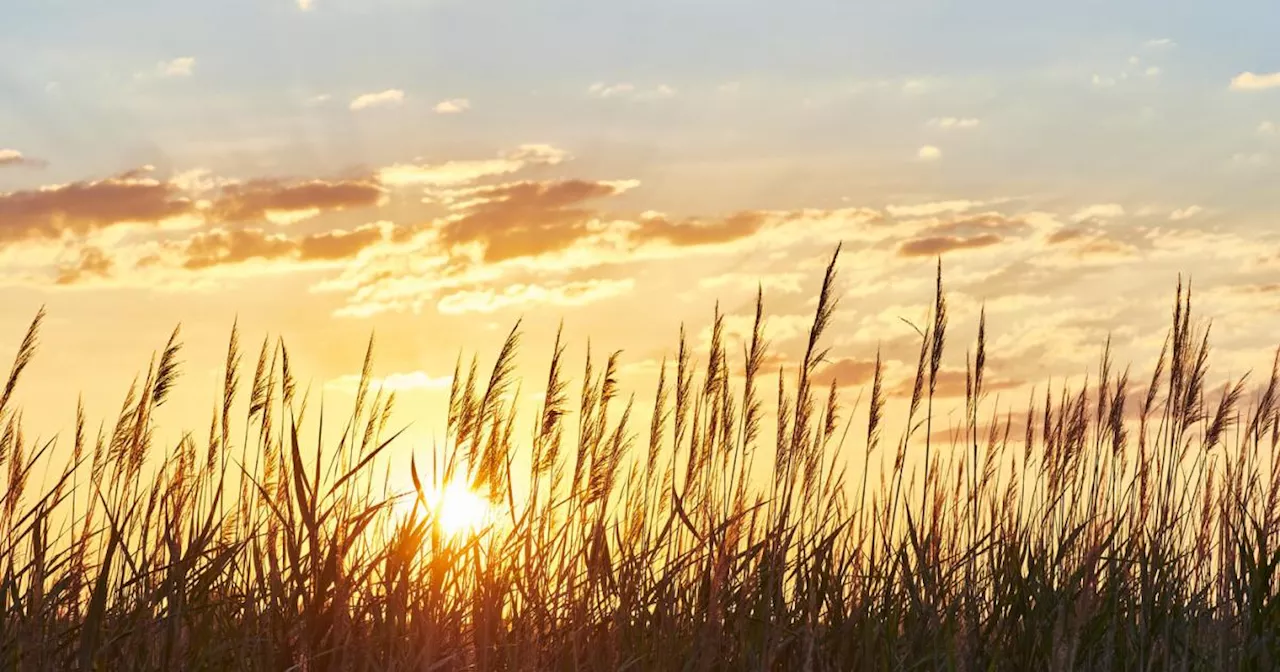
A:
[{"xmin": 2, "ymin": 246, "xmax": 1279, "ymax": 670}]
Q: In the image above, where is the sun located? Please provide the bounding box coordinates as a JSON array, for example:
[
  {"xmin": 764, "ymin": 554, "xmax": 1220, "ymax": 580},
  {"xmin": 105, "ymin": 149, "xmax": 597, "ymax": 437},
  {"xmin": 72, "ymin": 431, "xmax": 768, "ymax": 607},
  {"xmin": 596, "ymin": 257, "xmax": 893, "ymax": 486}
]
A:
[{"xmin": 413, "ymin": 480, "xmax": 494, "ymax": 537}]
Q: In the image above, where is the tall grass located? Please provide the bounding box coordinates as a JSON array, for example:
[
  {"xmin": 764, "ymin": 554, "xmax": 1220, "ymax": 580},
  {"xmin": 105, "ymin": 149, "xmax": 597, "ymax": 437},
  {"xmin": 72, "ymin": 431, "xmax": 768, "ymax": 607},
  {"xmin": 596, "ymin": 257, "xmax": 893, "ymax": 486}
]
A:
[{"xmin": 2, "ymin": 246, "xmax": 1280, "ymax": 670}]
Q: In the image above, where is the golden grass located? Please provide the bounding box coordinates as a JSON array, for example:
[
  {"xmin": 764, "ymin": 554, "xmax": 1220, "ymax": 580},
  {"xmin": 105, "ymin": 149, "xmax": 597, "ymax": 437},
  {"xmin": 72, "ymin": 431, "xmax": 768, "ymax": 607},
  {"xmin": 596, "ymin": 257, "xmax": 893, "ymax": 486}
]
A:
[{"xmin": 1, "ymin": 246, "xmax": 1279, "ymax": 670}]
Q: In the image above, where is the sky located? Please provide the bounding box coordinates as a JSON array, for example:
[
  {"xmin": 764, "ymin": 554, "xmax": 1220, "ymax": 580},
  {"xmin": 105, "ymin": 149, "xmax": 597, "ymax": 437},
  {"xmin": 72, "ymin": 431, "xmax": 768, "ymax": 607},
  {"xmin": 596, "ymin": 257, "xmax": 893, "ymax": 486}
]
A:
[{"xmin": 1, "ymin": 0, "xmax": 1279, "ymax": 473}]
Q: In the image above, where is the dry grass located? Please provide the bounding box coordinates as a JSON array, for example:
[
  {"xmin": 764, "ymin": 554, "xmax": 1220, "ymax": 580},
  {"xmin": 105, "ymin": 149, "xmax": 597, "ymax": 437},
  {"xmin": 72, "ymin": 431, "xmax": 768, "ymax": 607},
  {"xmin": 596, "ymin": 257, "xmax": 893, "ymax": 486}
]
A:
[{"xmin": 1, "ymin": 246, "xmax": 1279, "ymax": 670}]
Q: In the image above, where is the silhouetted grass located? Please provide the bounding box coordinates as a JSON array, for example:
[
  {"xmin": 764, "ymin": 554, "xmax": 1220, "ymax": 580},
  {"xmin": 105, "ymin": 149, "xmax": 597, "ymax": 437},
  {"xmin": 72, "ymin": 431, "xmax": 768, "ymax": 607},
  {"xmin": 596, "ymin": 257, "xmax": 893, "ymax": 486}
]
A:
[{"xmin": 1, "ymin": 246, "xmax": 1278, "ymax": 670}]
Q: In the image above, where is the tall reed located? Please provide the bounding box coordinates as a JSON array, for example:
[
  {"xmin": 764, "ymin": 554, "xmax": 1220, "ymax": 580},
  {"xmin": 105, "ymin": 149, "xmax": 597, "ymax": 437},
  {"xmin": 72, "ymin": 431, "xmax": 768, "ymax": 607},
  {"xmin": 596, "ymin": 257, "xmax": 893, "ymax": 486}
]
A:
[{"xmin": 0, "ymin": 247, "xmax": 1277, "ymax": 670}]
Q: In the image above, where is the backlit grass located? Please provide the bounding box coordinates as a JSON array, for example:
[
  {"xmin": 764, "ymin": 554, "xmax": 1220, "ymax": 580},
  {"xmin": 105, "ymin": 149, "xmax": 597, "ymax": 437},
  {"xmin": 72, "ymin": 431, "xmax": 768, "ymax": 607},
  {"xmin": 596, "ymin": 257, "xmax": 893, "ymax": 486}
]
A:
[{"xmin": 1, "ymin": 246, "xmax": 1278, "ymax": 670}]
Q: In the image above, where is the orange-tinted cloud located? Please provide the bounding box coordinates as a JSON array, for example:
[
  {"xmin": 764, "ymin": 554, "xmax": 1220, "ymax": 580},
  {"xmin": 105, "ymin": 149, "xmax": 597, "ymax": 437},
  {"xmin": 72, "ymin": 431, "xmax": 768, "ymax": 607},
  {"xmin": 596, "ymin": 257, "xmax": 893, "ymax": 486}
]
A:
[
  {"xmin": 632, "ymin": 212, "xmax": 769, "ymax": 247},
  {"xmin": 298, "ymin": 226, "xmax": 385, "ymax": 261},
  {"xmin": 180, "ymin": 224, "xmax": 388, "ymax": 270},
  {"xmin": 182, "ymin": 229, "xmax": 295, "ymax": 270},
  {"xmin": 0, "ymin": 174, "xmax": 194, "ymax": 243},
  {"xmin": 891, "ymin": 369, "xmax": 1023, "ymax": 398},
  {"xmin": 54, "ymin": 247, "xmax": 112, "ymax": 285},
  {"xmin": 813, "ymin": 357, "xmax": 879, "ymax": 388},
  {"xmin": 1047, "ymin": 227, "xmax": 1086, "ymax": 244},
  {"xmin": 206, "ymin": 178, "xmax": 385, "ymax": 224},
  {"xmin": 898, "ymin": 233, "xmax": 1002, "ymax": 257},
  {"xmin": 439, "ymin": 179, "xmax": 634, "ymax": 262}
]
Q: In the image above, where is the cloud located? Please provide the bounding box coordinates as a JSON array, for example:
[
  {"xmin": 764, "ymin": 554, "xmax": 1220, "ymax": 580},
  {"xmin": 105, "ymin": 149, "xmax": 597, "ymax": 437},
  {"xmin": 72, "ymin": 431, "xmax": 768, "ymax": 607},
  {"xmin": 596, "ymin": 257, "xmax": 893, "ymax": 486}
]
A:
[
  {"xmin": 142, "ymin": 57, "xmax": 195, "ymax": 79},
  {"xmin": 917, "ymin": 146, "xmax": 942, "ymax": 161},
  {"xmin": 350, "ymin": 89, "xmax": 405, "ymax": 110},
  {"xmin": 1046, "ymin": 227, "xmax": 1086, "ymax": 244},
  {"xmin": 436, "ymin": 179, "xmax": 640, "ymax": 262},
  {"xmin": 588, "ymin": 82, "xmax": 677, "ymax": 101},
  {"xmin": 1144, "ymin": 38, "xmax": 1176, "ymax": 48},
  {"xmin": 178, "ymin": 223, "xmax": 388, "ymax": 271},
  {"xmin": 1231, "ymin": 72, "xmax": 1280, "ymax": 91},
  {"xmin": 433, "ymin": 98, "xmax": 471, "ymax": 114},
  {"xmin": 902, "ymin": 79, "xmax": 931, "ymax": 94},
  {"xmin": 1169, "ymin": 206, "xmax": 1203, "ymax": 221},
  {"xmin": 1092, "ymin": 74, "xmax": 1117, "ymax": 88},
  {"xmin": 298, "ymin": 225, "xmax": 386, "ymax": 261},
  {"xmin": 629, "ymin": 211, "xmax": 769, "ymax": 248},
  {"xmin": 297, "ymin": 0, "xmax": 314, "ymax": 9},
  {"xmin": 0, "ymin": 171, "xmax": 194, "ymax": 244},
  {"xmin": 305, "ymin": 94, "xmax": 331, "ymax": 106},
  {"xmin": 0, "ymin": 149, "xmax": 44, "ymax": 168},
  {"xmin": 435, "ymin": 278, "xmax": 635, "ymax": 315},
  {"xmin": 54, "ymin": 247, "xmax": 112, "ymax": 285},
  {"xmin": 378, "ymin": 144, "xmax": 569, "ymax": 188},
  {"xmin": 1145, "ymin": 67, "xmax": 1162, "ymax": 77},
  {"xmin": 886, "ymin": 200, "xmax": 984, "ymax": 218},
  {"xmin": 588, "ymin": 82, "xmax": 634, "ymax": 98},
  {"xmin": 182, "ymin": 229, "xmax": 294, "ymax": 269},
  {"xmin": 206, "ymin": 178, "xmax": 385, "ymax": 224},
  {"xmin": 317, "ymin": 195, "xmax": 880, "ymax": 318},
  {"xmin": 917, "ymin": 214, "xmax": 1027, "ymax": 238},
  {"xmin": 643, "ymin": 84, "xmax": 678, "ymax": 100},
  {"xmin": 1038, "ymin": 230, "xmax": 1138, "ymax": 267},
  {"xmin": 891, "ymin": 368, "xmax": 1023, "ymax": 399},
  {"xmin": 898, "ymin": 233, "xmax": 1002, "ymax": 257},
  {"xmin": 316, "ymin": 184, "xmax": 883, "ymax": 319},
  {"xmin": 812, "ymin": 357, "xmax": 878, "ymax": 388},
  {"xmin": 1260, "ymin": 121, "xmax": 1277, "ymax": 136},
  {"xmin": 1072, "ymin": 204, "xmax": 1125, "ymax": 222},
  {"xmin": 927, "ymin": 117, "xmax": 981, "ymax": 130},
  {"xmin": 1232, "ymin": 152, "xmax": 1271, "ymax": 167},
  {"xmin": 327, "ymin": 371, "xmax": 453, "ymax": 393}
]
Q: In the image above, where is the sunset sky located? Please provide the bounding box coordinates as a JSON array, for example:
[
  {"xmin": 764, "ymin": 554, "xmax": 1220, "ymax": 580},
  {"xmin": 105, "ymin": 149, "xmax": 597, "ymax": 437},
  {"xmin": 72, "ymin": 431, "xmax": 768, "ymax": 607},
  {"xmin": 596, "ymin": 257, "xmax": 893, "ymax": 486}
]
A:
[{"xmin": 1, "ymin": 0, "xmax": 1279, "ymax": 462}]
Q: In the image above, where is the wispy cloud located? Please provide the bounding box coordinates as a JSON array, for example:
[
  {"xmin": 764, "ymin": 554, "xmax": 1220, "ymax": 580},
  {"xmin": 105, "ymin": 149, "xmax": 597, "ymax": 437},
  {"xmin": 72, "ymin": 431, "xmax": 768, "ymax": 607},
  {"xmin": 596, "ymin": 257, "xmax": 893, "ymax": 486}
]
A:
[
  {"xmin": 1261, "ymin": 121, "xmax": 1277, "ymax": 136},
  {"xmin": 588, "ymin": 82, "xmax": 677, "ymax": 101},
  {"xmin": 304, "ymin": 94, "xmax": 331, "ymax": 106},
  {"xmin": 138, "ymin": 57, "xmax": 195, "ymax": 80},
  {"xmin": 433, "ymin": 98, "xmax": 471, "ymax": 114},
  {"xmin": 436, "ymin": 279, "xmax": 636, "ymax": 315},
  {"xmin": 297, "ymin": 0, "xmax": 314, "ymax": 10},
  {"xmin": 350, "ymin": 89, "xmax": 405, "ymax": 110},
  {"xmin": 1232, "ymin": 152, "xmax": 1271, "ymax": 167},
  {"xmin": 917, "ymin": 146, "xmax": 942, "ymax": 161},
  {"xmin": 1072, "ymin": 204, "xmax": 1125, "ymax": 222},
  {"xmin": 926, "ymin": 117, "xmax": 981, "ymax": 130},
  {"xmin": 1144, "ymin": 38, "xmax": 1176, "ymax": 48},
  {"xmin": 378, "ymin": 144, "xmax": 569, "ymax": 188},
  {"xmin": 885, "ymin": 200, "xmax": 984, "ymax": 218},
  {"xmin": 1230, "ymin": 72, "xmax": 1280, "ymax": 91},
  {"xmin": 1170, "ymin": 206, "xmax": 1203, "ymax": 221},
  {"xmin": 0, "ymin": 149, "xmax": 44, "ymax": 168}
]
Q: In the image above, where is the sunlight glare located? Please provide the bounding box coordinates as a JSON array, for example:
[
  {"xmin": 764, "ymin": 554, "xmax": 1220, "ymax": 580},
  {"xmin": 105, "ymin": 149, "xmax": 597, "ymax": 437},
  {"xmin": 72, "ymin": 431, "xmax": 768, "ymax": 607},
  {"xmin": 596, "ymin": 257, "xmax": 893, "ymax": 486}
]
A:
[{"xmin": 419, "ymin": 480, "xmax": 493, "ymax": 537}]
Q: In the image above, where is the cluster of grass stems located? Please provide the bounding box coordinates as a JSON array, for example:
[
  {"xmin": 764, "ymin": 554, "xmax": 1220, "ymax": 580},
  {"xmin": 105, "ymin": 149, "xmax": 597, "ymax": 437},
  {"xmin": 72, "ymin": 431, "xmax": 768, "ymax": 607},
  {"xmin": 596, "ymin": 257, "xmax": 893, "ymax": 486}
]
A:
[{"xmin": 3, "ymin": 246, "xmax": 1280, "ymax": 670}]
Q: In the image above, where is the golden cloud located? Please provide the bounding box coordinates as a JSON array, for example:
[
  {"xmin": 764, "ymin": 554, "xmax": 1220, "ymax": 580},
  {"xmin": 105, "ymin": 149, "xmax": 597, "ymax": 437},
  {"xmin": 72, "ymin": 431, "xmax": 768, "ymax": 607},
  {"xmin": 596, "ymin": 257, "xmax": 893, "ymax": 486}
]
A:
[
  {"xmin": 898, "ymin": 233, "xmax": 1002, "ymax": 257},
  {"xmin": 0, "ymin": 173, "xmax": 195, "ymax": 243},
  {"xmin": 206, "ymin": 178, "xmax": 385, "ymax": 225}
]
